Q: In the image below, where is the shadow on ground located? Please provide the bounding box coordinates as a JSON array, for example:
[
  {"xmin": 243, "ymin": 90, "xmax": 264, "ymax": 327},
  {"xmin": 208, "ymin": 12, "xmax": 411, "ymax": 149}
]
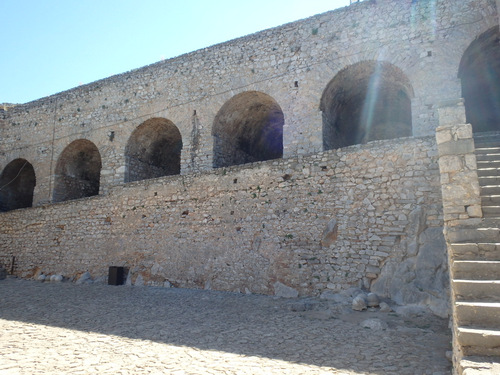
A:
[{"xmin": 0, "ymin": 278, "xmax": 451, "ymax": 374}]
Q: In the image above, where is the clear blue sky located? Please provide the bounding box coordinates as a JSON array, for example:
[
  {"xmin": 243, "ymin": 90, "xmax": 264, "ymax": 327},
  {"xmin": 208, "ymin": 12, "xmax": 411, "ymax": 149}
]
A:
[{"xmin": 1, "ymin": 0, "xmax": 351, "ymax": 104}]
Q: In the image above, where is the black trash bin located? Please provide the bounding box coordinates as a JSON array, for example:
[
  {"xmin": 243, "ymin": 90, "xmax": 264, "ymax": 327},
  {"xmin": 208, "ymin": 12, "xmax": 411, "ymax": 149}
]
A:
[{"xmin": 108, "ymin": 266, "xmax": 124, "ymax": 285}]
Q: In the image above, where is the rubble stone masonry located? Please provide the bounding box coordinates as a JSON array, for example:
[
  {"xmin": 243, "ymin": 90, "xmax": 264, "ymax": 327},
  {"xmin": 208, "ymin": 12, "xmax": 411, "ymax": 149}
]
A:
[{"xmin": 0, "ymin": 0, "xmax": 498, "ymax": 313}]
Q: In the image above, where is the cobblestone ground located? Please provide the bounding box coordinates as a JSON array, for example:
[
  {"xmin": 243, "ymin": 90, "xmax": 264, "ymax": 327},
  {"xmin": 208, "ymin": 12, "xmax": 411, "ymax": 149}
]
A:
[{"xmin": 0, "ymin": 278, "xmax": 452, "ymax": 374}]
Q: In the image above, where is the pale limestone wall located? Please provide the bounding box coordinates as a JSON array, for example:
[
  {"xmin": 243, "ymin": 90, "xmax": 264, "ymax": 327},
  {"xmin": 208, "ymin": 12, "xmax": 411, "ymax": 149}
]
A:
[
  {"xmin": 0, "ymin": 0, "xmax": 497, "ymax": 206},
  {"xmin": 0, "ymin": 137, "xmax": 445, "ymax": 303},
  {"xmin": 436, "ymin": 103, "xmax": 482, "ymax": 225}
]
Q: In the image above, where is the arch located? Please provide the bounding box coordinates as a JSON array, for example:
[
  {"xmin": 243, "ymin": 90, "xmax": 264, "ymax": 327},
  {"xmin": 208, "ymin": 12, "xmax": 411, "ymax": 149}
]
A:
[
  {"xmin": 0, "ymin": 159, "xmax": 36, "ymax": 212},
  {"xmin": 320, "ymin": 61, "xmax": 413, "ymax": 150},
  {"xmin": 53, "ymin": 139, "xmax": 102, "ymax": 203},
  {"xmin": 125, "ymin": 118, "xmax": 183, "ymax": 183},
  {"xmin": 212, "ymin": 91, "xmax": 284, "ymax": 168},
  {"xmin": 459, "ymin": 26, "xmax": 500, "ymax": 133}
]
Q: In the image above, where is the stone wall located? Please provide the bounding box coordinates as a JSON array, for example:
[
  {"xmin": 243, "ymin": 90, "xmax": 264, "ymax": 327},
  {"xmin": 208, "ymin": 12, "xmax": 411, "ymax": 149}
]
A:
[
  {"xmin": 0, "ymin": 136, "xmax": 448, "ymax": 314},
  {"xmin": 0, "ymin": 0, "xmax": 497, "ymax": 207}
]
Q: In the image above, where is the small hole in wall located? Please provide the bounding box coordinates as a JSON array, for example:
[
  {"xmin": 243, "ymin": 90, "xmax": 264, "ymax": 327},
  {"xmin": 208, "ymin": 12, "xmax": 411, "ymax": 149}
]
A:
[
  {"xmin": 230, "ymin": 210, "xmax": 234, "ymax": 215},
  {"xmin": 294, "ymin": 81, "xmax": 299, "ymax": 88},
  {"xmin": 427, "ymin": 51, "xmax": 432, "ymax": 57},
  {"xmin": 193, "ymin": 110, "xmax": 197, "ymax": 116},
  {"xmin": 233, "ymin": 178, "xmax": 238, "ymax": 184},
  {"xmin": 283, "ymin": 174, "xmax": 292, "ymax": 181}
]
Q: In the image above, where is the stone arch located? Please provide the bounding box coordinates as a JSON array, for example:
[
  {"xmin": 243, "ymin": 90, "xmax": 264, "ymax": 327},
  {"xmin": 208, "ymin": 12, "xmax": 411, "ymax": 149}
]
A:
[
  {"xmin": 0, "ymin": 159, "xmax": 36, "ymax": 212},
  {"xmin": 53, "ymin": 139, "xmax": 102, "ymax": 203},
  {"xmin": 459, "ymin": 26, "xmax": 500, "ymax": 133},
  {"xmin": 320, "ymin": 61, "xmax": 413, "ymax": 150},
  {"xmin": 212, "ymin": 91, "xmax": 284, "ymax": 168},
  {"xmin": 125, "ymin": 118, "xmax": 183, "ymax": 183}
]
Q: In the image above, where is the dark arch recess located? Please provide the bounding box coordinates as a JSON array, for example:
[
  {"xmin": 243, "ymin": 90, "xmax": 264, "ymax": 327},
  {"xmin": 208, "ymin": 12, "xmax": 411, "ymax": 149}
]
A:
[
  {"xmin": 212, "ymin": 91, "xmax": 284, "ymax": 168},
  {"xmin": 0, "ymin": 159, "xmax": 36, "ymax": 212},
  {"xmin": 125, "ymin": 118, "xmax": 183, "ymax": 183},
  {"xmin": 321, "ymin": 61, "xmax": 413, "ymax": 150},
  {"xmin": 53, "ymin": 139, "xmax": 102, "ymax": 203},
  {"xmin": 459, "ymin": 26, "xmax": 500, "ymax": 133}
]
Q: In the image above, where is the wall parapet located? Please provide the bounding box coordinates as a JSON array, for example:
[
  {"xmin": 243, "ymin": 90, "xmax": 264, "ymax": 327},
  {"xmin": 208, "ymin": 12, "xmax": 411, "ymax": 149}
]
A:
[{"xmin": 436, "ymin": 101, "xmax": 482, "ymax": 226}]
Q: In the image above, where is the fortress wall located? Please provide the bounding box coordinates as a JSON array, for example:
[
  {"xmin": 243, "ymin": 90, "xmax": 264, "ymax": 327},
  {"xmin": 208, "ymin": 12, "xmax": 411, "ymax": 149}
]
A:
[
  {"xmin": 0, "ymin": 0, "xmax": 497, "ymax": 207},
  {"xmin": 0, "ymin": 137, "xmax": 446, "ymax": 310}
]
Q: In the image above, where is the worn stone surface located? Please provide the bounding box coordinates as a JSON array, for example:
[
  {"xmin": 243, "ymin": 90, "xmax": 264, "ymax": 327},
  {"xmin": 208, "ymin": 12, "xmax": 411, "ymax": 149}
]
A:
[
  {"xmin": 273, "ymin": 281, "xmax": 299, "ymax": 298},
  {"xmin": 0, "ymin": 267, "xmax": 6, "ymax": 280},
  {"xmin": 352, "ymin": 295, "xmax": 367, "ymax": 311},
  {"xmin": 0, "ymin": 137, "xmax": 446, "ymax": 303},
  {"xmin": 0, "ymin": 278, "xmax": 452, "ymax": 375},
  {"xmin": 361, "ymin": 318, "xmax": 388, "ymax": 331}
]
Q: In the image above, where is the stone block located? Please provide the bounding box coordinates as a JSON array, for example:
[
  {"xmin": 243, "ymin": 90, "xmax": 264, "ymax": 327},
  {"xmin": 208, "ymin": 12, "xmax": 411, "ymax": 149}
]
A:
[
  {"xmin": 438, "ymin": 155, "xmax": 462, "ymax": 173},
  {"xmin": 437, "ymin": 139, "xmax": 474, "ymax": 157},
  {"xmin": 436, "ymin": 129, "xmax": 452, "ymax": 144},
  {"xmin": 466, "ymin": 205, "xmax": 483, "ymax": 218}
]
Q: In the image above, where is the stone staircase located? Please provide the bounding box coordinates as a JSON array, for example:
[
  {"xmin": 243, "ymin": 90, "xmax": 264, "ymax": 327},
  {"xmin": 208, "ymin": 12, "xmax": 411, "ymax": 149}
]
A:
[{"xmin": 450, "ymin": 132, "xmax": 500, "ymax": 372}]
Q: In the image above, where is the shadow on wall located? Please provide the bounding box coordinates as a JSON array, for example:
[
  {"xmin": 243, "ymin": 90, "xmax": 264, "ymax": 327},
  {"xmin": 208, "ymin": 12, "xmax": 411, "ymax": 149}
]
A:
[
  {"xmin": 0, "ymin": 159, "xmax": 36, "ymax": 212},
  {"xmin": 320, "ymin": 60, "xmax": 413, "ymax": 150},
  {"xmin": 53, "ymin": 139, "xmax": 102, "ymax": 203},
  {"xmin": 124, "ymin": 118, "xmax": 182, "ymax": 183},
  {"xmin": 459, "ymin": 26, "xmax": 500, "ymax": 133},
  {"xmin": 212, "ymin": 91, "xmax": 284, "ymax": 168}
]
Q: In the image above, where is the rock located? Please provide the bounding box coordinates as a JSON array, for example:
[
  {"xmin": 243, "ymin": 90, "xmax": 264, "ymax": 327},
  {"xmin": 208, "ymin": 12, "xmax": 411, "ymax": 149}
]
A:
[
  {"xmin": 379, "ymin": 302, "xmax": 392, "ymax": 312},
  {"xmin": 366, "ymin": 293, "xmax": 380, "ymax": 307},
  {"xmin": 134, "ymin": 274, "xmax": 144, "ymax": 286},
  {"xmin": 0, "ymin": 267, "xmax": 6, "ymax": 280},
  {"xmin": 125, "ymin": 272, "xmax": 132, "ymax": 286},
  {"xmin": 164, "ymin": 280, "xmax": 172, "ymax": 288},
  {"xmin": 37, "ymin": 274, "xmax": 46, "ymax": 282},
  {"xmin": 352, "ymin": 295, "xmax": 367, "ymax": 311},
  {"xmin": 51, "ymin": 274, "xmax": 63, "ymax": 282},
  {"xmin": 361, "ymin": 318, "xmax": 388, "ymax": 330},
  {"xmin": 321, "ymin": 218, "xmax": 338, "ymax": 247},
  {"xmin": 273, "ymin": 281, "xmax": 299, "ymax": 298},
  {"xmin": 76, "ymin": 272, "xmax": 92, "ymax": 285}
]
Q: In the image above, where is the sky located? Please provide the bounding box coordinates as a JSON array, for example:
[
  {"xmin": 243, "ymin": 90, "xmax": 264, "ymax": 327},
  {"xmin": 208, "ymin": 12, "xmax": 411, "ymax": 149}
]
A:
[{"xmin": 1, "ymin": 0, "xmax": 352, "ymax": 104}]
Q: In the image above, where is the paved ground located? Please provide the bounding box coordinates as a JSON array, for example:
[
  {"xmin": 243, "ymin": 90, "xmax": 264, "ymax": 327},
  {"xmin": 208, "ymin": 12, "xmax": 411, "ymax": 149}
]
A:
[{"xmin": 0, "ymin": 277, "xmax": 452, "ymax": 374}]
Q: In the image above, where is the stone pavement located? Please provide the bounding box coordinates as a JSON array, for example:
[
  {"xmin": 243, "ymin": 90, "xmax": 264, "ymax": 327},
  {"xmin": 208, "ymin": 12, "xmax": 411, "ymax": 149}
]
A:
[{"xmin": 0, "ymin": 278, "xmax": 452, "ymax": 374}]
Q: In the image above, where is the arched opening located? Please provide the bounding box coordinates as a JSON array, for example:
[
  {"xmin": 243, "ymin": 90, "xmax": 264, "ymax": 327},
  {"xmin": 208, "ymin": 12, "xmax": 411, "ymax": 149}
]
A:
[
  {"xmin": 0, "ymin": 159, "xmax": 36, "ymax": 212},
  {"xmin": 212, "ymin": 91, "xmax": 284, "ymax": 168},
  {"xmin": 53, "ymin": 139, "xmax": 102, "ymax": 203},
  {"xmin": 125, "ymin": 118, "xmax": 182, "ymax": 183},
  {"xmin": 459, "ymin": 26, "xmax": 500, "ymax": 133},
  {"xmin": 321, "ymin": 61, "xmax": 413, "ymax": 150}
]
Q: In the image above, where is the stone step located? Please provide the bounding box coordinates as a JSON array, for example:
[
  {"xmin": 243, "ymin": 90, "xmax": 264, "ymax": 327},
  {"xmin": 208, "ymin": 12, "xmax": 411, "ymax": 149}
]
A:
[
  {"xmin": 451, "ymin": 243, "xmax": 500, "ymax": 261},
  {"xmin": 477, "ymin": 167, "xmax": 500, "ymax": 177},
  {"xmin": 456, "ymin": 302, "xmax": 500, "ymax": 327},
  {"xmin": 475, "ymin": 146, "xmax": 500, "ymax": 154},
  {"xmin": 476, "ymin": 153, "xmax": 500, "ymax": 162},
  {"xmin": 477, "ymin": 160, "xmax": 500, "ymax": 169},
  {"xmin": 482, "ymin": 206, "xmax": 500, "ymax": 217},
  {"xmin": 479, "ymin": 176, "xmax": 500, "ymax": 186},
  {"xmin": 481, "ymin": 185, "xmax": 500, "ymax": 196},
  {"xmin": 447, "ymin": 225, "xmax": 500, "ymax": 243},
  {"xmin": 482, "ymin": 195, "xmax": 500, "ymax": 205},
  {"xmin": 453, "ymin": 280, "xmax": 500, "ymax": 302},
  {"xmin": 458, "ymin": 327, "xmax": 500, "ymax": 356},
  {"xmin": 460, "ymin": 356, "xmax": 500, "ymax": 375},
  {"xmin": 454, "ymin": 260, "xmax": 500, "ymax": 280}
]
